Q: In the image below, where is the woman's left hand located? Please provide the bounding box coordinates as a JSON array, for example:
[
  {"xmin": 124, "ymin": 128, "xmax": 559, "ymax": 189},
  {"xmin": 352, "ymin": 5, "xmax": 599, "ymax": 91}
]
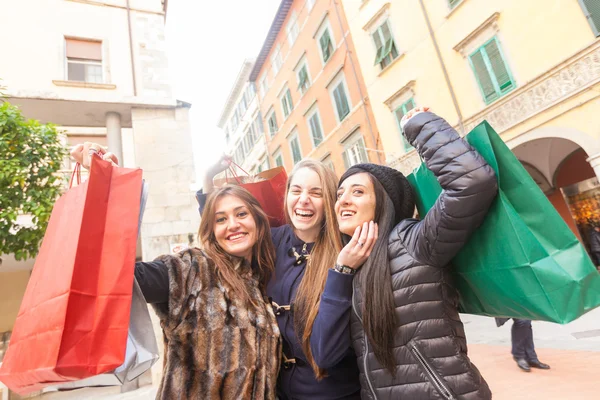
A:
[
  {"xmin": 400, "ymin": 106, "xmax": 430, "ymax": 131},
  {"xmin": 336, "ymin": 221, "xmax": 378, "ymax": 270},
  {"xmin": 70, "ymin": 142, "xmax": 119, "ymax": 170}
]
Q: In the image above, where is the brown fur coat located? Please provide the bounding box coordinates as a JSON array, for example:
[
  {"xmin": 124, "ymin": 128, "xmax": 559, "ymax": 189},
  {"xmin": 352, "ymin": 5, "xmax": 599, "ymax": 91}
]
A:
[{"xmin": 152, "ymin": 248, "xmax": 281, "ymax": 399}]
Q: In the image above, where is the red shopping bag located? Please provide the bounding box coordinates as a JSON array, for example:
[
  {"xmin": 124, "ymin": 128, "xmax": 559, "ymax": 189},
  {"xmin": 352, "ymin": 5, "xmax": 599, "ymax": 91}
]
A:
[
  {"xmin": 215, "ymin": 163, "xmax": 288, "ymax": 227},
  {"xmin": 0, "ymin": 156, "xmax": 143, "ymax": 394}
]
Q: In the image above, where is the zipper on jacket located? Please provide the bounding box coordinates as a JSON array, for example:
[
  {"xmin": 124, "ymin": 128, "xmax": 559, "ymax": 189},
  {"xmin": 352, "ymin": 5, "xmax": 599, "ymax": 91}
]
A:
[
  {"xmin": 408, "ymin": 342, "xmax": 456, "ymax": 400},
  {"xmin": 351, "ymin": 279, "xmax": 377, "ymax": 399}
]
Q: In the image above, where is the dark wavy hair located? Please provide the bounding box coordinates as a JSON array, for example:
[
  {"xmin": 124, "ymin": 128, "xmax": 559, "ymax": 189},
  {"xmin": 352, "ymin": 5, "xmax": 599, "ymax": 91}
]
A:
[{"xmin": 339, "ymin": 168, "xmax": 398, "ymax": 374}]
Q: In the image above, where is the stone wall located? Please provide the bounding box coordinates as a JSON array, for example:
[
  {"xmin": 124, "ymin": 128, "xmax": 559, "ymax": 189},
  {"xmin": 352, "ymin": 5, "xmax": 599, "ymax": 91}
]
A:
[
  {"xmin": 133, "ymin": 11, "xmax": 172, "ymax": 99},
  {"xmin": 131, "ymin": 105, "xmax": 199, "ymax": 260}
]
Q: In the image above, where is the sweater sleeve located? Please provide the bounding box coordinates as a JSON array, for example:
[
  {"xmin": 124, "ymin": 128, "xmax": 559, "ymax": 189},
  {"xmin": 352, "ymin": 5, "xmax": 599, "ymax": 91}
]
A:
[
  {"xmin": 309, "ymin": 269, "xmax": 355, "ymax": 369},
  {"xmin": 134, "ymin": 260, "xmax": 169, "ymax": 304},
  {"xmin": 396, "ymin": 111, "xmax": 498, "ymax": 268}
]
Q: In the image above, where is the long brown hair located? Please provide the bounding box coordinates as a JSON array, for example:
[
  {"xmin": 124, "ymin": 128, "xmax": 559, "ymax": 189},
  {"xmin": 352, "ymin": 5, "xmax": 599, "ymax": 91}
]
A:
[
  {"xmin": 285, "ymin": 160, "xmax": 342, "ymax": 379},
  {"xmin": 199, "ymin": 185, "xmax": 275, "ymax": 304}
]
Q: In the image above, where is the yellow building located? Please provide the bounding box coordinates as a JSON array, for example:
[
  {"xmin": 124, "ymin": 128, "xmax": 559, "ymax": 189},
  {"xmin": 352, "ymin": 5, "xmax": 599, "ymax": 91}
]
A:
[{"xmin": 343, "ymin": 0, "xmax": 600, "ymax": 249}]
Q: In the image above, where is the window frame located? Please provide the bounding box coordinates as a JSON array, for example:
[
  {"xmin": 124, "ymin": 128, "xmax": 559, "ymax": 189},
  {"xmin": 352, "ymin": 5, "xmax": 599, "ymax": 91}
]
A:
[
  {"xmin": 266, "ymin": 109, "xmax": 279, "ymax": 138},
  {"xmin": 64, "ymin": 38, "xmax": 104, "ymax": 84},
  {"xmin": 286, "ymin": 11, "xmax": 300, "ymax": 47},
  {"xmin": 316, "ymin": 20, "xmax": 335, "ymax": 65},
  {"xmin": 468, "ymin": 36, "xmax": 516, "ymax": 105},
  {"xmin": 273, "ymin": 150, "xmax": 284, "ymax": 168},
  {"xmin": 296, "ymin": 60, "xmax": 312, "ymax": 95},
  {"xmin": 448, "ymin": 0, "xmax": 462, "ymax": 9},
  {"xmin": 280, "ymin": 87, "xmax": 294, "ymax": 119},
  {"xmin": 341, "ymin": 132, "xmax": 369, "ymax": 168},
  {"xmin": 271, "ymin": 45, "xmax": 283, "ymax": 76},
  {"xmin": 371, "ymin": 19, "xmax": 399, "ymax": 70},
  {"xmin": 579, "ymin": 0, "xmax": 600, "ymax": 37},
  {"xmin": 393, "ymin": 97, "xmax": 416, "ymax": 153}
]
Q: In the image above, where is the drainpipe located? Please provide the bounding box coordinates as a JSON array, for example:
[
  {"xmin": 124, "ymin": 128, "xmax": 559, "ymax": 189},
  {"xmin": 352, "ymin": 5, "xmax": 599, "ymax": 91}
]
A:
[
  {"xmin": 418, "ymin": 0, "xmax": 464, "ymax": 133},
  {"xmin": 332, "ymin": 0, "xmax": 383, "ymax": 164},
  {"xmin": 126, "ymin": 0, "xmax": 138, "ymax": 96}
]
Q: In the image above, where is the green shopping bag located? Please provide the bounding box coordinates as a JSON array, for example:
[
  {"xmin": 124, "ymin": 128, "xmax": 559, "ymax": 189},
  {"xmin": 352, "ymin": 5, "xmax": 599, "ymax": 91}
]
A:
[{"xmin": 407, "ymin": 121, "xmax": 600, "ymax": 323}]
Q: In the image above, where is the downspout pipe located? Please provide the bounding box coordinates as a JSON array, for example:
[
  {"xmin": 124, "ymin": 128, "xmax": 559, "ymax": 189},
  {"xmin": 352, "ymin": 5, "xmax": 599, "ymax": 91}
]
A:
[
  {"xmin": 332, "ymin": 0, "xmax": 383, "ymax": 164},
  {"xmin": 126, "ymin": 0, "xmax": 138, "ymax": 96},
  {"xmin": 418, "ymin": 0, "xmax": 464, "ymax": 133}
]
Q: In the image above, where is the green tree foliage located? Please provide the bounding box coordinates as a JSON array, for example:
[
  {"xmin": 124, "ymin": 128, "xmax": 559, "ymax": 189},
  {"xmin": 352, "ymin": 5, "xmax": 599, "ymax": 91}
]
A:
[{"xmin": 0, "ymin": 101, "xmax": 66, "ymax": 260}]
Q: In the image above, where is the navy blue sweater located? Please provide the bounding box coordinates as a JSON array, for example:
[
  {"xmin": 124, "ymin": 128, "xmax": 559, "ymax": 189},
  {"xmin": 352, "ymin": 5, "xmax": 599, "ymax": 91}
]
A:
[{"xmin": 269, "ymin": 224, "xmax": 359, "ymax": 400}]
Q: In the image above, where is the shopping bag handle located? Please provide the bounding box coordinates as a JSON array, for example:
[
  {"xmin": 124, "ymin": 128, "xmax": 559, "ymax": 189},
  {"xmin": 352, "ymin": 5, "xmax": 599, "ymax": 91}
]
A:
[
  {"xmin": 226, "ymin": 161, "xmax": 250, "ymax": 184},
  {"xmin": 68, "ymin": 153, "xmax": 104, "ymax": 188},
  {"xmin": 69, "ymin": 163, "xmax": 81, "ymax": 189}
]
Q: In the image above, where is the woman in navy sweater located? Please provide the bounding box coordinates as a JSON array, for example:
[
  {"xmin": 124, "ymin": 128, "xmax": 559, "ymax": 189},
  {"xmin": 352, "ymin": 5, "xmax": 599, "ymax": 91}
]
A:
[{"xmin": 202, "ymin": 159, "xmax": 377, "ymax": 399}]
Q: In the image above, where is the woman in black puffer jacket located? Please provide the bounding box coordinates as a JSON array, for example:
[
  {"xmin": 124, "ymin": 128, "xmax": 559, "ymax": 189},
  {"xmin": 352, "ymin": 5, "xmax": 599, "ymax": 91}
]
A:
[{"xmin": 334, "ymin": 110, "xmax": 497, "ymax": 399}]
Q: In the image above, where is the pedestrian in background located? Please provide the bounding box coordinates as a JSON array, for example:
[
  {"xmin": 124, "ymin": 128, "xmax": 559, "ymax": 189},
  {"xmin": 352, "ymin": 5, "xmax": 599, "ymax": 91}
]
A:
[
  {"xmin": 588, "ymin": 224, "xmax": 600, "ymax": 266},
  {"xmin": 495, "ymin": 318, "xmax": 551, "ymax": 372}
]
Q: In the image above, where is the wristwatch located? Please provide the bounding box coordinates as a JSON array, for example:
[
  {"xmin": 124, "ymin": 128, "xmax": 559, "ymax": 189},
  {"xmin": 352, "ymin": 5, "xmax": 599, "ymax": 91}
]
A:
[{"xmin": 334, "ymin": 263, "xmax": 356, "ymax": 275}]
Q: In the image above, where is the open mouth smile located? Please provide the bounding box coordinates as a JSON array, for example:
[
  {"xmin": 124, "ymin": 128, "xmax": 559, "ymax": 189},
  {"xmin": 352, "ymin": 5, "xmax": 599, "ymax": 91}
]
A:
[
  {"xmin": 294, "ymin": 209, "xmax": 315, "ymax": 221},
  {"xmin": 339, "ymin": 210, "xmax": 357, "ymax": 220}
]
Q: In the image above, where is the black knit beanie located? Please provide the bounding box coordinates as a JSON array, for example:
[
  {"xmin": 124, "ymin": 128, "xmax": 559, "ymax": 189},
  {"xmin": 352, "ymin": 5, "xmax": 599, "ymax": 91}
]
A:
[{"xmin": 339, "ymin": 163, "xmax": 415, "ymax": 225}]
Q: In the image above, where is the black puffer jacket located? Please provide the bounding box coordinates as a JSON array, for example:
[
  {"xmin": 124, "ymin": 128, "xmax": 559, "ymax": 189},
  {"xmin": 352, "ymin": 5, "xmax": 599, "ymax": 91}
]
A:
[{"xmin": 350, "ymin": 113, "xmax": 497, "ymax": 400}]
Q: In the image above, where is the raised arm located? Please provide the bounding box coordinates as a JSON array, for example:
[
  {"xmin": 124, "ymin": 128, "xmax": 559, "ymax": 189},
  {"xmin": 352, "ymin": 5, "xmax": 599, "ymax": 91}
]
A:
[
  {"xmin": 394, "ymin": 111, "xmax": 498, "ymax": 267},
  {"xmin": 135, "ymin": 261, "xmax": 169, "ymax": 304}
]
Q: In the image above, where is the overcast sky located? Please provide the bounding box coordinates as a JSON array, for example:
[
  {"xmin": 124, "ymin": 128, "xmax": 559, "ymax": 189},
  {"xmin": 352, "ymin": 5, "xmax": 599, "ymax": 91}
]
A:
[{"xmin": 165, "ymin": 0, "xmax": 282, "ymax": 184}]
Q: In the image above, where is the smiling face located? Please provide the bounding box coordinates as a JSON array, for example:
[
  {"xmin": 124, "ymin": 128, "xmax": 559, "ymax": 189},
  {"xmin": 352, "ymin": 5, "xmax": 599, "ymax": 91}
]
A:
[
  {"xmin": 213, "ymin": 194, "xmax": 257, "ymax": 261},
  {"xmin": 335, "ymin": 172, "xmax": 377, "ymax": 236},
  {"xmin": 285, "ymin": 167, "xmax": 324, "ymax": 243}
]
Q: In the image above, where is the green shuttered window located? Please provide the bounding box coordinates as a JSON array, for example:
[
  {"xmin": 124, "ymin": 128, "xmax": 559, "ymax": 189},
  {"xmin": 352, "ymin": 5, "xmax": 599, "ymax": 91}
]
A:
[
  {"xmin": 308, "ymin": 111, "xmax": 324, "ymax": 147},
  {"xmin": 319, "ymin": 29, "xmax": 334, "ymax": 63},
  {"xmin": 372, "ymin": 20, "xmax": 399, "ymax": 69},
  {"xmin": 448, "ymin": 0, "xmax": 461, "ymax": 9},
  {"xmin": 580, "ymin": 0, "xmax": 600, "ymax": 36},
  {"xmin": 333, "ymin": 82, "xmax": 350, "ymax": 121},
  {"xmin": 469, "ymin": 37, "xmax": 515, "ymax": 104},
  {"xmin": 393, "ymin": 98, "xmax": 416, "ymax": 152}
]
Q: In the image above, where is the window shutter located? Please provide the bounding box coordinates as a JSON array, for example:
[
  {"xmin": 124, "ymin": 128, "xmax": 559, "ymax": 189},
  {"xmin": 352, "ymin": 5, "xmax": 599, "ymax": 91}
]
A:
[
  {"xmin": 357, "ymin": 138, "xmax": 369, "ymax": 163},
  {"xmin": 485, "ymin": 39, "xmax": 513, "ymax": 92},
  {"xmin": 310, "ymin": 114, "xmax": 323, "ymax": 146},
  {"xmin": 334, "ymin": 85, "xmax": 350, "ymax": 120},
  {"xmin": 582, "ymin": 0, "xmax": 600, "ymax": 35},
  {"xmin": 449, "ymin": 0, "xmax": 460, "ymax": 8},
  {"xmin": 320, "ymin": 30, "xmax": 332, "ymax": 61},
  {"xmin": 470, "ymin": 50, "xmax": 498, "ymax": 103},
  {"xmin": 291, "ymin": 138, "xmax": 302, "ymax": 163},
  {"xmin": 298, "ymin": 68, "xmax": 308, "ymax": 91},
  {"xmin": 372, "ymin": 29, "xmax": 384, "ymax": 65},
  {"xmin": 286, "ymin": 90, "xmax": 293, "ymax": 110},
  {"xmin": 66, "ymin": 38, "xmax": 102, "ymax": 61},
  {"xmin": 342, "ymin": 151, "xmax": 350, "ymax": 169},
  {"xmin": 394, "ymin": 107, "xmax": 405, "ymax": 126}
]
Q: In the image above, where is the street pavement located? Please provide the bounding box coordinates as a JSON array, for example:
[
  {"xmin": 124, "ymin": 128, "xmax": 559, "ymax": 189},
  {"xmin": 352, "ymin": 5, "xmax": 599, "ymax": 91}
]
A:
[
  {"xmin": 40, "ymin": 308, "xmax": 600, "ymax": 399},
  {"xmin": 463, "ymin": 306, "xmax": 600, "ymax": 399}
]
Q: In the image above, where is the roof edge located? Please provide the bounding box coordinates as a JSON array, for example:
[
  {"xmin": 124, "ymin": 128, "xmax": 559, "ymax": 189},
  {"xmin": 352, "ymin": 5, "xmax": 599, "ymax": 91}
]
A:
[
  {"xmin": 249, "ymin": 0, "xmax": 293, "ymax": 82},
  {"xmin": 217, "ymin": 59, "xmax": 256, "ymax": 128}
]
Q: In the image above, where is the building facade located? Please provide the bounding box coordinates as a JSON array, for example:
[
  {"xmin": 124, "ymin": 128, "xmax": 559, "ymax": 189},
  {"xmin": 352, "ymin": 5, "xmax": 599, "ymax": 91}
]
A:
[
  {"xmin": 250, "ymin": 0, "xmax": 383, "ymax": 176},
  {"xmin": 344, "ymin": 0, "xmax": 600, "ymax": 252},
  {"xmin": 218, "ymin": 60, "xmax": 270, "ymax": 175},
  {"xmin": 0, "ymin": 0, "xmax": 198, "ymax": 398}
]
